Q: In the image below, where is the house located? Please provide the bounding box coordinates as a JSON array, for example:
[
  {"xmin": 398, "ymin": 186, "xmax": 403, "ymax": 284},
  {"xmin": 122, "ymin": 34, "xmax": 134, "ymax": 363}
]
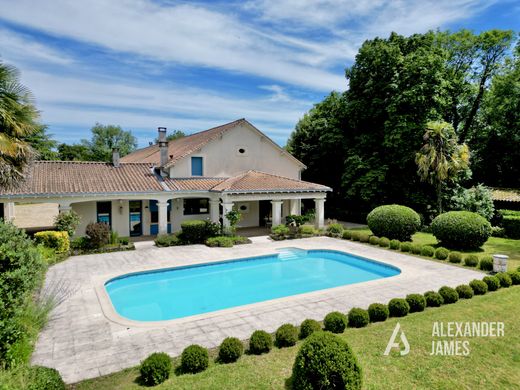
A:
[{"xmin": 0, "ymin": 119, "xmax": 331, "ymax": 237}]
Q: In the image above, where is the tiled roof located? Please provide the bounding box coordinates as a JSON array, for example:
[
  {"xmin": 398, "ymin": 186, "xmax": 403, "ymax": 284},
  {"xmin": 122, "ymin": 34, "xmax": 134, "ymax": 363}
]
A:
[
  {"xmin": 210, "ymin": 170, "xmax": 331, "ymax": 193},
  {"xmin": 163, "ymin": 177, "xmax": 226, "ymax": 191},
  {"xmin": 491, "ymin": 188, "xmax": 520, "ymax": 203}
]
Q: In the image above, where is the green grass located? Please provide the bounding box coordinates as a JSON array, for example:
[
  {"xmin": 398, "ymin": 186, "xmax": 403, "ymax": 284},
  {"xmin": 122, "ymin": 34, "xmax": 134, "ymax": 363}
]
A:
[
  {"xmin": 351, "ymin": 228, "xmax": 520, "ymax": 271},
  {"xmin": 73, "ymin": 287, "xmax": 520, "ymax": 390}
]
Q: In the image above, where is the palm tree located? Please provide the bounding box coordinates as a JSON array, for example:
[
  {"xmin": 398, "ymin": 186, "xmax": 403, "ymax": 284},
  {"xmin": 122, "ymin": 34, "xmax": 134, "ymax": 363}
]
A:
[
  {"xmin": 416, "ymin": 121, "xmax": 470, "ymax": 213},
  {"xmin": 0, "ymin": 61, "xmax": 39, "ymax": 188}
]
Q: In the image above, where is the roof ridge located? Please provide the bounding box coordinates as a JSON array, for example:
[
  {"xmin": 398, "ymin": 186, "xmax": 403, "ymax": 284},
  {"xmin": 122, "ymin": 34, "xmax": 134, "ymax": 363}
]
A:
[{"xmin": 34, "ymin": 160, "xmax": 154, "ymax": 166}]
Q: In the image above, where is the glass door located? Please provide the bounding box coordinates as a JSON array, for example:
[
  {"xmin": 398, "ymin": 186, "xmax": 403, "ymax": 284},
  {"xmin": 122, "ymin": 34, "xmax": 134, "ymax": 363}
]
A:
[{"xmin": 129, "ymin": 201, "xmax": 142, "ymax": 236}]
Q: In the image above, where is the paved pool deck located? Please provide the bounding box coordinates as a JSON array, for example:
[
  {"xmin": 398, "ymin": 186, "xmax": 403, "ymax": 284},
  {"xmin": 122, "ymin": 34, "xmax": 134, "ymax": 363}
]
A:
[{"xmin": 32, "ymin": 236, "xmax": 484, "ymax": 383}]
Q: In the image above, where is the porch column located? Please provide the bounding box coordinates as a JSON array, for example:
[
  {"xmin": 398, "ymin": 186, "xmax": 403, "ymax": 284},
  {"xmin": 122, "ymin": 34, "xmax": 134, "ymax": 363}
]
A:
[
  {"xmin": 4, "ymin": 202, "xmax": 15, "ymax": 221},
  {"xmin": 289, "ymin": 199, "xmax": 300, "ymax": 215},
  {"xmin": 157, "ymin": 200, "xmax": 169, "ymax": 235},
  {"xmin": 209, "ymin": 200, "xmax": 220, "ymax": 223},
  {"xmin": 314, "ymin": 198, "xmax": 325, "ymax": 229},
  {"xmin": 58, "ymin": 202, "xmax": 72, "ymax": 214},
  {"xmin": 221, "ymin": 201, "xmax": 234, "ymax": 227},
  {"xmin": 271, "ymin": 200, "xmax": 283, "ymax": 226}
]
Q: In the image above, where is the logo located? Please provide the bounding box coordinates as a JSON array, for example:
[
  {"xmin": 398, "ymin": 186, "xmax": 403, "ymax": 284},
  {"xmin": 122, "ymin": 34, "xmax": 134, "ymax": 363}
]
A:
[{"xmin": 384, "ymin": 323, "xmax": 410, "ymax": 356}]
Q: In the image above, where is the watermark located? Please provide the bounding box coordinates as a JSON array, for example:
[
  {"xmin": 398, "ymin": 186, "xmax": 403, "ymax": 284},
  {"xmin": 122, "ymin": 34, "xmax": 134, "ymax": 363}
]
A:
[{"xmin": 384, "ymin": 323, "xmax": 410, "ymax": 356}]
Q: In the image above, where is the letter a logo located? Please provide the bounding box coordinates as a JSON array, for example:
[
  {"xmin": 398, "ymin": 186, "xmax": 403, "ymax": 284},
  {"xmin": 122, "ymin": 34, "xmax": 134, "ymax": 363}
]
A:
[{"xmin": 384, "ymin": 322, "xmax": 410, "ymax": 356}]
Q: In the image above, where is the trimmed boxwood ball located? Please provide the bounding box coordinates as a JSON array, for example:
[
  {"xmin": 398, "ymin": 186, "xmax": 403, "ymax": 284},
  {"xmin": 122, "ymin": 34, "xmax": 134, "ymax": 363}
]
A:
[
  {"xmin": 495, "ymin": 272, "xmax": 512, "ymax": 288},
  {"xmin": 351, "ymin": 232, "xmax": 361, "ymax": 241},
  {"xmin": 249, "ymin": 330, "xmax": 273, "ymax": 355},
  {"xmin": 431, "ymin": 211, "xmax": 492, "ymax": 250},
  {"xmin": 292, "ymin": 331, "xmax": 362, "ymax": 390},
  {"xmin": 342, "ymin": 230, "xmax": 352, "ymax": 240},
  {"xmin": 359, "ymin": 233, "xmax": 370, "ymax": 243},
  {"xmin": 275, "ymin": 324, "xmax": 298, "ymax": 348},
  {"xmin": 420, "ymin": 245, "xmax": 435, "ymax": 257},
  {"xmin": 410, "ymin": 243, "xmax": 422, "ymax": 255},
  {"xmin": 368, "ymin": 303, "xmax": 389, "ymax": 322},
  {"xmin": 406, "ymin": 294, "xmax": 426, "ymax": 312},
  {"xmin": 299, "ymin": 319, "xmax": 322, "ymax": 339},
  {"xmin": 424, "ymin": 291, "xmax": 444, "ymax": 307},
  {"xmin": 507, "ymin": 271, "xmax": 520, "ymax": 285},
  {"xmin": 323, "ymin": 311, "xmax": 348, "ymax": 333},
  {"xmin": 139, "ymin": 352, "xmax": 172, "ymax": 385},
  {"xmin": 388, "ymin": 298, "xmax": 410, "ymax": 317},
  {"xmin": 456, "ymin": 284, "xmax": 474, "ymax": 299},
  {"xmin": 180, "ymin": 344, "xmax": 209, "ymax": 374},
  {"xmin": 479, "ymin": 255, "xmax": 494, "ymax": 271},
  {"xmin": 366, "ymin": 204, "xmax": 421, "ymax": 241},
  {"xmin": 438, "ymin": 286, "xmax": 459, "ymax": 304},
  {"xmin": 464, "ymin": 254, "xmax": 479, "ymax": 267},
  {"xmin": 400, "ymin": 242, "xmax": 412, "ymax": 252},
  {"xmin": 218, "ymin": 337, "xmax": 243, "ymax": 363},
  {"xmin": 379, "ymin": 237, "xmax": 390, "ymax": 248},
  {"xmin": 469, "ymin": 279, "xmax": 488, "ymax": 295},
  {"xmin": 28, "ymin": 366, "xmax": 65, "ymax": 390},
  {"xmin": 434, "ymin": 247, "xmax": 449, "ymax": 260},
  {"xmin": 448, "ymin": 251, "xmax": 462, "ymax": 263},
  {"xmin": 389, "ymin": 239, "xmax": 400, "ymax": 250},
  {"xmin": 347, "ymin": 308, "xmax": 370, "ymax": 328},
  {"xmin": 483, "ymin": 276, "xmax": 500, "ymax": 291},
  {"xmin": 369, "ymin": 235, "xmax": 380, "ymax": 245}
]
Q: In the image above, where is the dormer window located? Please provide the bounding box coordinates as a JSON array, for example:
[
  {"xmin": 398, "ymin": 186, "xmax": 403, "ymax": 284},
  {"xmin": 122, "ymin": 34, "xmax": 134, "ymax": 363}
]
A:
[{"xmin": 191, "ymin": 156, "xmax": 203, "ymax": 176}]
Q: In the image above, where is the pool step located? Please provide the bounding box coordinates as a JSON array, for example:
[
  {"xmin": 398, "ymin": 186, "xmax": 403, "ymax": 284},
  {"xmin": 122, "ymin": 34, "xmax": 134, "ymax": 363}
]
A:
[{"xmin": 277, "ymin": 247, "xmax": 307, "ymax": 261}]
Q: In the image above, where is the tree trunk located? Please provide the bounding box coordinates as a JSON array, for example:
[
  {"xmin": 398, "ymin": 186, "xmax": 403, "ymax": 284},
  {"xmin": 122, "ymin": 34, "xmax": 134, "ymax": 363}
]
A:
[{"xmin": 436, "ymin": 181, "xmax": 443, "ymax": 214}]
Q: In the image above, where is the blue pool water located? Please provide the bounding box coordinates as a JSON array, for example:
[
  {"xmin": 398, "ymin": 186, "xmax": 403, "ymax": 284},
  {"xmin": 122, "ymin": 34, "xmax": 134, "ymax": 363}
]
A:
[{"xmin": 105, "ymin": 249, "xmax": 400, "ymax": 321}]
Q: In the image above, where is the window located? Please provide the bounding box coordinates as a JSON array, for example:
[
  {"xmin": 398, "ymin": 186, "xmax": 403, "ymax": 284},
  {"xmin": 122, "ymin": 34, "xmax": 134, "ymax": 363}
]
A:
[
  {"xmin": 149, "ymin": 200, "xmax": 171, "ymax": 223},
  {"xmin": 97, "ymin": 201, "xmax": 112, "ymax": 227},
  {"xmin": 184, "ymin": 198, "xmax": 209, "ymax": 215},
  {"xmin": 0, "ymin": 204, "xmax": 4, "ymax": 220},
  {"xmin": 191, "ymin": 156, "xmax": 203, "ymax": 176}
]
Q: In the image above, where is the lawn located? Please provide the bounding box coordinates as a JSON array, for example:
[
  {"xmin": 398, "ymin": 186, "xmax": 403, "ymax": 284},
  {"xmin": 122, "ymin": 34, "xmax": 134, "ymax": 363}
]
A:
[{"xmin": 73, "ymin": 287, "xmax": 520, "ymax": 390}]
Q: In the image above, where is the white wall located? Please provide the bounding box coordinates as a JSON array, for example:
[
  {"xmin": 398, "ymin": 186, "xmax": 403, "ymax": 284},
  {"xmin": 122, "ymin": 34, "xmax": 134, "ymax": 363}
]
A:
[
  {"xmin": 171, "ymin": 198, "xmax": 211, "ymax": 232},
  {"xmin": 235, "ymin": 201, "xmax": 259, "ymax": 228},
  {"xmin": 168, "ymin": 123, "xmax": 302, "ymax": 179},
  {"xmin": 72, "ymin": 200, "xmax": 130, "ymax": 237},
  {"xmin": 71, "ymin": 201, "xmax": 97, "ymax": 236}
]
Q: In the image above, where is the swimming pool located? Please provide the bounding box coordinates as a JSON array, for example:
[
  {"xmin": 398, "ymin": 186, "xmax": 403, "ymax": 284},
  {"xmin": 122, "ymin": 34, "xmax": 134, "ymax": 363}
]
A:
[{"xmin": 105, "ymin": 249, "xmax": 400, "ymax": 322}]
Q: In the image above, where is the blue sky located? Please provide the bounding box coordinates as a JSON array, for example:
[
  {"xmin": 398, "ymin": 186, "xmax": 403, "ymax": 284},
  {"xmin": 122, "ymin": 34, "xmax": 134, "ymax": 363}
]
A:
[{"xmin": 0, "ymin": 0, "xmax": 518, "ymax": 147}]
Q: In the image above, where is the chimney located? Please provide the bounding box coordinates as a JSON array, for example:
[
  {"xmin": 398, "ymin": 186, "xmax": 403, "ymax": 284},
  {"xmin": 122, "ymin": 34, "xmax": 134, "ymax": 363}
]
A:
[
  {"xmin": 112, "ymin": 147, "xmax": 120, "ymax": 167},
  {"xmin": 157, "ymin": 127, "xmax": 169, "ymax": 168}
]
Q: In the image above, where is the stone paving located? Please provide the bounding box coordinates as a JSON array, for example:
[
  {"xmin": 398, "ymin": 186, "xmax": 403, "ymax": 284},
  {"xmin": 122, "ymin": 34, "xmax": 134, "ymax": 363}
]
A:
[{"xmin": 32, "ymin": 236, "xmax": 483, "ymax": 383}]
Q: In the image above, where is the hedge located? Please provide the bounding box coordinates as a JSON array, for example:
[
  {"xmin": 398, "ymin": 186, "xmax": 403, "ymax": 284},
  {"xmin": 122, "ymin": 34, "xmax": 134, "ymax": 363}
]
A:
[
  {"xmin": 439, "ymin": 286, "xmax": 459, "ymax": 304},
  {"xmin": 479, "ymin": 255, "xmax": 494, "ymax": 271},
  {"xmin": 469, "ymin": 279, "xmax": 488, "ymax": 295},
  {"xmin": 431, "ymin": 211, "xmax": 492, "ymax": 249},
  {"xmin": 366, "ymin": 204, "xmax": 421, "ymax": 241},
  {"xmin": 180, "ymin": 220, "xmax": 211, "ymax": 244},
  {"xmin": 424, "ymin": 291, "xmax": 444, "ymax": 307},
  {"xmin": 34, "ymin": 231, "xmax": 70, "ymax": 254},
  {"xmin": 502, "ymin": 215, "xmax": 520, "ymax": 239},
  {"xmin": 28, "ymin": 366, "xmax": 65, "ymax": 390}
]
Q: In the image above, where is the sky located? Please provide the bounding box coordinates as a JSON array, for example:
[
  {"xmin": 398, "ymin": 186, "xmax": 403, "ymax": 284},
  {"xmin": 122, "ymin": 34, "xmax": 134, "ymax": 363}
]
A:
[{"xmin": 0, "ymin": 0, "xmax": 518, "ymax": 147}]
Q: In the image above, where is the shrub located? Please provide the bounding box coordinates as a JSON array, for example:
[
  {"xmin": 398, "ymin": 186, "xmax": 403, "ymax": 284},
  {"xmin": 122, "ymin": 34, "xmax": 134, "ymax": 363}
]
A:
[
  {"xmin": 218, "ymin": 337, "xmax": 243, "ymax": 363},
  {"xmin": 479, "ymin": 255, "xmax": 494, "ymax": 271},
  {"xmin": 300, "ymin": 225, "xmax": 317, "ymax": 236},
  {"xmin": 359, "ymin": 233, "xmax": 370, "ymax": 243},
  {"xmin": 369, "ymin": 236, "xmax": 380, "ymax": 245},
  {"xmin": 483, "ymin": 276, "xmax": 500, "ymax": 291},
  {"xmin": 448, "ymin": 251, "xmax": 462, "ymax": 263},
  {"xmin": 299, "ymin": 319, "xmax": 321, "ymax": 339},
  {"xmin": 406, "ymin": 294, "xmax": 426, "ymax": 313},
  {"xmin": 326, "ymin": 223, "xmax": 344, "ymax": 237},
  {"xmin": 154, "ymin": 234, "xmax": 181, "ymax": 247},
  {"xmin": 368, "ymin": 303, "xmax": 389, "ymax": 322},
  {"xmin": 456, "ymin": 285, "xmax": 474, "ymax": 299},
  {"xmin": 420, "ymin": 245, "xmax": 435, "ymax": 257},
  {"xmin": 469, "ymin": 279, "xmax": 488, "ymax": 295},
  {"xmin": 342, "ymin": 230, "xmax": 352, "ymax": 240},
  {"xmin": 205, "ymin": 236, "xmax": 234, "ymax": 247},
  {"xmin": 119, "ymin": 236, "xmax": 129, "ymax": 245},
  {"xmin": 85, "ymin": 222, "xmax": 110, "ymax": 248},
  {"xmin": 232, "ymin": 236, "xmax": 250, "ymax": 245},
  {"xmin": 439, "ymin": 286, "xmax": 459, "ymax": 304},
  {"xmin": 495, "ymin": 272, "xmax": 512, "ymax": 288},
  {"xmin": 28, "ymin": 366, "xmax": 65, "ymax": 390},
  {"xmin": 378, "ymin": 237, "xmax": 390, "ymax": 248},
  {"xmin": 502, "ymin": 215, "xmax": 520, "ymax": 239},
  {"xmin": 34, "ymin": 231, "xmax": 70, "ymax": 253},
  {"xmin": 366, "ymin": 204, "xmax": 421, "ymax": 241},
  {"xmin": 410, "ymin": 243, "xmax": 422, "ymax": 255},
  {"xmin": 431, "ymin": 211, "xmax": 492, "ymax": 249},
  {"xmin": 139, "ymin": 352, "xmax": 172, "ymax": 385},
  {"xmin": 464, "ymin": 254, "xmax": 479, "ymax": 267},
  {"xmin": 351, "ymin": 232, "xmax": 361, "ymax": 241},
  {"xmin": 507, "ymin": 271, "xmax": 520, "ymax": 285},
  {"xmin": 400, "ymin": 242, "xmax": 412, "ymax": 252},
  {"xmin": 323, "ymin": 311, "xmax": 347, "ymax": 333},
  {"xmin": 424, "ymin": 291, "xmax": 444, "ymax": 307},
  {"xmin": 450, "ymin": 184, "xmax": 495, "ymax": 221},
  {"xmin": 434, "ymin": 247, "xmax": 449, "ymax": 260},
  {"xmin": 249, "ymin": 330, "xmax": 272, "ymax": 355},
  {"xmin": 271, "ymin": 224, "xmax": 290, "ymax": 237},
  {"xmin": 292, "ymin": 331, "xmax": 362, "ymax": 390},
  {"xmin": 389, "ymin": 239, "xmax": 400, "ymax": 250},
  {"xmin": 180, "ymin": 344, "xmax": 209, "ymax": 374},
  {"xmin": 53, "ymin": 210, "xmax": 80, "ymax": 237},
  {"xmin": 180, "ymin": 220, "xmax": 208, "ymax": 244},
  {"xmin": 388, "ymin": 298, "xmax": 409, "ymax": 317},
  {"xmin": 286, "ymin": 214, "xmax": 310, "ymax": 227},
  {"xmin": 275, "ymin": 324, "xmax": 298, "ymax": 348},
  {"xmin": 347, "ymin": 308, "xmax": 369, "ymax": 328}
]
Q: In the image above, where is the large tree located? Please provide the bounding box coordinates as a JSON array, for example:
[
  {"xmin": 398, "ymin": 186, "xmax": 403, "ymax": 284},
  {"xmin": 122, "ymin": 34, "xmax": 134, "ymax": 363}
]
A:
[
  {"xmin": 80, "ymin": 123, "xmax": 137, "ymax": 162},
  {"xmin": 24, "ymin": 125, "xmax": 58, "ymax": 160}
]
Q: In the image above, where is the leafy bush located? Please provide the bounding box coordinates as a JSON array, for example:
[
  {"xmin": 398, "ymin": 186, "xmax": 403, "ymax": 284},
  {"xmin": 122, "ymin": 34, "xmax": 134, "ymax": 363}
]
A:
[
  {"xmin": 495, "ymin": 272, "xmax": 512, "ymax": 288},
  {"xmin": 154, "ymin": 234, "xmax": 181, "ymax": 247},
  {"xmin": 450, "ymin": 184, "xmax": 495, "ymax": 220},
  {"xmin": 366, "ymin": 204, "xmax": 421, "ymax": 241},
  {"xmin": 400, "ymin": 242, "xmax": 412, "ymax": 252},
  {"xmin": 410, "ymin": 243, "xmax": 422, "ymax": 255},
  {"xmin": 180, "ymin": 344, "xmax": 209, "ymax": 374},
  {"xmin": 286, "ymin": 214, "xmax": 310, "ymax": 227},
  {"xmin": 420, "ymin": 245, "xmax": 435, "ymax": 257},
  {"xmin": 483, "ymin": 276, "xmax": 500, "ymax": 291},
  {"xmin": 53, "ymin": 210, "xmax": 80, "ymax": 237},
  {"xmin": 378, "ymin": 237, "xmax": 390, "ymax": 248},
  {"xmin": 34, "ymin": 231, "xmax": 70, "ymax": 254},
  {"xmin": 85, "ymin": 222, "xmax": 110, "ymax": 248},
  {"xmin": 368, "ymin": 303, "xmax": 389, "ymax": 322},
  {"xmin": 469, "ymin": 279, "xmax": 488, "ymax": 295},
  {"xmin": 249, "ymin": 330, "xmax": 273, "ymax": 355},
  {"xmin": 389, "ymin": 239, "xmax": 400, "ymax": 250},
  {"xmin": 180, "ymin": 220, "xmax": 208, "ymax": 244},
  {"xmin": 218, "ymin": 337, "xmax": 243, "ymax": 363},
  {"xmin": 359, "ymin": 233, "xmax": 370, "ymax": 243},
  {"xmin": 232, "ymin": 236, "xmax": 250, "ymax": 245},
  {"xmin": 439, "ymin": 286, "xmax": 459, "ymax": 304},
  {"xmin": 369, "ymin": 236, "xmax": 380, "ymax": 245},
  {"xmin": 406, "ymin": 294, "xmax": 426, "ymax": 312},
  {"xmin": 28, "ymin": 366, "xmax": 65, "ymax": 390},
  {"xmin": 275, "ymin": 324, "xmax": 298, "ymax": 348},
  {"xmin": 323, "ymin": 311, "xmax": 347, "ymax": 333},
  {"xmin": 491, "ymin": 226, "xmax": 505, "ymax": 237},
  {"xmin": 139, "ymin": 352, "xmax": 172, "ymax": 385},
  {"xmin": 507, "ymin": 271, "xmax": 520, "ymax": 285},
  {"xmin": 300, "ymin": 225, "xmax": 317, "ymax": 236},
  {"xmin": 479, "ymin": 255, "xmax": 494, "ymax": 271},
  {"xmin": 502, "ymin": 215, "xmax": 520, "ymax": 239},
  {"xmin": 434, "ymin": 247, "xmax": 449, "ymax": 260},
  {"xmin": 431, "ymin": 211, "xmax": 492, "ymax": 249},
  {"xmin": 271, "ymin": 224, "xmax": 290, "ymax": 238},
  {"xmin": 342, "ymin": 230, "xmax": 352, "ymax": 240},
  {"xmin": 347, "ymin": 308, "xmax": 369, "ymax": 328},
  {"xmin": 119, "ymin": 236, "xmax": 130, "ymax": 245},
  {"xmin": 299, "ymin": 319, "xmax": 321, "ymax": 339},
  {"xmin": 351, "ymin": 232, "xmax": 361, "ymax": 241},
  {"xmin": 464, "ymin": 254, "xmax": 479, "ymax": 267},
  {"xmin": 292, "ymin": 331, "xmax": 362, "ymax": 390},
  {"xmin": 424, "ymin": 291, "xmax": 444, "ymax": 307},
  {"xmin": 456, "ymin": 285, "xmax": 474, "ymax": 299},
  {"xmin": 388, "ymin": 298, "xmax": 409, "ymax": 317},
  {"xmin": 448, "ymin": 251, "xmax": 462, "ymax": 263},
  {"xmin": 205, "ymin": 236, "xmax": 234, "ymax": 247},
  {"xmin": 326, "ymin": 223, "xmax": 344, "ymax": 237}
]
